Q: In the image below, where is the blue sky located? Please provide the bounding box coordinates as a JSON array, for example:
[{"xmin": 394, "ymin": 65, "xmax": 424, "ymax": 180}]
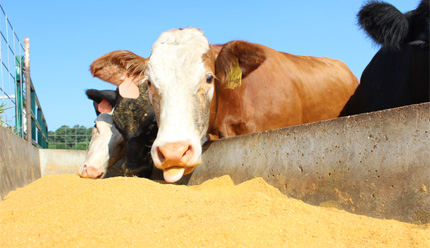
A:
[{"xmin": 0, "ymin": 0, "xmax": 420, "ymax": 131}]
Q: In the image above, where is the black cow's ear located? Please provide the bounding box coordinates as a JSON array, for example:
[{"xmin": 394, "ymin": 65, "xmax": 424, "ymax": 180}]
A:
[
  {"xmin": 85, "ymin": 89, "xmax": 118, "ymax": 115},
  {"xmin": 86, "ymin": 89, "xmax": 117, "ymax": 106},
  {"xmin": 215, "ymin": 40, "xmax": 266, "ymax": 82},
  {"xmin": 86, "ymin": 89, "xmax": 104, "ymax": 103},
  {"xmin": 357, "ymin": 1, "xmax": 409, "ymax": 49}
]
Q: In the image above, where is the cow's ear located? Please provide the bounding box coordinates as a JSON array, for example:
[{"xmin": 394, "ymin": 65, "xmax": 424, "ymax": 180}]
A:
[
  {"xmin": 358, "ymin": 2, "xmax": 408, "ymax": 49},
  {"xmin": 96, "ymin": 99, "xmax": 113, "ymax": 114},
  {"xmin": 86, "ymin": 89, "xmax": 117, "ymax": 115},
  {"xmin": 90, "ymin": 50, "xmax": 148, "ymax": 86},
  {"xmin": 215, "ymin": 41, "xmax": 266, "ymax": 84}
]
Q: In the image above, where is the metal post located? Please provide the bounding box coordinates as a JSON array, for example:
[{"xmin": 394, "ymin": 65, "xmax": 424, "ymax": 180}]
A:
[
  {"xmin": 37, "ymin": 107, "xmax": 42, "ymax": 146},
  {"xmin": 31, "ymin": 90, "xmax": 36, "ymax": 141},
  {"xmin": 15, "ymin": 55, "xmax": 24, "ymax": 137},
  {"xmin": 24, "ymin": 38, "xmax": 31, "ymax": 143}
]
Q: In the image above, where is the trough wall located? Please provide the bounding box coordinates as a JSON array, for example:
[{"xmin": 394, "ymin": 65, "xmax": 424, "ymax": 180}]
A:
[
  {"xmin": 0, "ymin": 126, "xmax": 40, "ymax": 200},
  {"xmin": 0, "ymin": 128, "xmax": 87, "ymax": 199},
  {"xmin": 39, "ymin": 149, "xmax": 86, "ymax": 177},
  {"xmin": 189, "ymin": 103, "xmax": 430, "ymax": 224}
]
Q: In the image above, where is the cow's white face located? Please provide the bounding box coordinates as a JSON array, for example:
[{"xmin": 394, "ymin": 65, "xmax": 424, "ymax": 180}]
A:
[
  {"xmin": 145, "ymin": 28, "xmax": 215, "ymax": 183},
  {"xmin": 78, "ymin": 112, "xmax": 124, "ymax": 178}
]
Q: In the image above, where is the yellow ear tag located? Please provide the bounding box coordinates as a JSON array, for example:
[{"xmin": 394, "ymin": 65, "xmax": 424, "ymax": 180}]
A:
[{"xmin": 225, "ymin": 59, "xmax": 242, "ymax": 89}]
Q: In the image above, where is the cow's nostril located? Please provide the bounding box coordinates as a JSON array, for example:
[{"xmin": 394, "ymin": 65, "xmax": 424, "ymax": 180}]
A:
[
  {"xmin": 183, "ymin": 145, "xmax": 192, "ymax": 158},
  {"xmin": 79, "ymin": 164, "xmax": 89, "ymax": 177},
  {"xmin": 157, "ymin": 147, "xmax": 166, "ymax": 163}
]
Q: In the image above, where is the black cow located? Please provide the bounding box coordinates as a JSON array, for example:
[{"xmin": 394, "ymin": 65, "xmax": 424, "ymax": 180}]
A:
[
  {"xmin": 113, "ymin": 84, "xmax": 158, "ymax": 177},
  {"xmin": 339, "ymin": 0, "xmax": 429, "ymax": 116},
  {"xmin": 79, "ymin": 84, "xmax": 158, "ymax": 179}
]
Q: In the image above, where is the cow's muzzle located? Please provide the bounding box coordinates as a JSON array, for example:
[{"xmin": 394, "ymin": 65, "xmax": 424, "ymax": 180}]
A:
[{"xmin": 152, "ymin": 141, "xmax": 201, "ymax": 183}]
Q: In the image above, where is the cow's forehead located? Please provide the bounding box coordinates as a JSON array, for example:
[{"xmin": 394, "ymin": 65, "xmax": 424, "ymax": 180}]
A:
[{"xmin": 148, "ymin": 28, "xmax": 211, "ymax": 86}]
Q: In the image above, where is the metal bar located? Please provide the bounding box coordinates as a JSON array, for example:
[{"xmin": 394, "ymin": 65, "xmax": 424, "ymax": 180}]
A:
[
  {"xmin": 30, "ymin": 78, "xmax": 49, "ymax": 146},
  {"xmin": 32, "ymin": 114, "xmax": 49, "ymax": 143},
  {"xmin": 24, "ymin": 38, "xmax": 31, "ymax": 143},
  {"xmin": 37, "ymin": 107, "xmax": 42, "ymax": 146},
  {"xmin": 31, "ymin": 89, "xmax": 36, "ymax": 141},
  {"xmin": 14, "ymin": 55, "xmax": 22, "ymax": 137}
]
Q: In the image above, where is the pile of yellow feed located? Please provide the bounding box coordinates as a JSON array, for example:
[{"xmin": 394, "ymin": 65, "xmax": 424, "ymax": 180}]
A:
[{"xmin": 1, "ymin": 174, "xmax": 428, "ymax": 247}]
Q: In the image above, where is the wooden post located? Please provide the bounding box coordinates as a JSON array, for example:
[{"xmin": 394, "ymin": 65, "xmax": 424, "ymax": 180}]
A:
[{"xmin": 24, "ymin": 38, "xmax": 31, "ymax": 143}]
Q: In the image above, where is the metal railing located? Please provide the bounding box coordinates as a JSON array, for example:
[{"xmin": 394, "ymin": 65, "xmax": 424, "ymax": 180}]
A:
[{"xmin": 0, "ymin": 5, "xmax": 48, "ymax": 148}]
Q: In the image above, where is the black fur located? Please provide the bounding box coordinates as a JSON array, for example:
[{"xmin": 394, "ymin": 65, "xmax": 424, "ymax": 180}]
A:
[
  {"xmin": 339, "ymin": 0, "xmax": 429, "ymax": 116},
  {"xmin": 358, "ymin": 1, "xmax": 409, "ymax": 49},
  {"xmin": 112, "ymin": 84, "xmax": 158, "ymax": 178},
  {"xmin": 86, "ymin": 86, "xmax": 158, "ymax": 178},
  {"xmin": 406, "ymin": 0, "xmax": 429, "ymax": 44},
  {"xmin": 85, "ymin": 89, "xmax": 117, "ymax": 116}
]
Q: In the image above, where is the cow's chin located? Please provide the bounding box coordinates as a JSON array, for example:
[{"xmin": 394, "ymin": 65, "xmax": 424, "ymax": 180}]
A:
[{"xmin": 162, "ymin": 165, "xmax": 197, "ymax": 183}]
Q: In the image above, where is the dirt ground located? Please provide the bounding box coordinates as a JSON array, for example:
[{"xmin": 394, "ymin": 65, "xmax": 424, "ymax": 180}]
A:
[{"xmin": 1, "ymin": 174, "xmax": 428, "ymax": 247}]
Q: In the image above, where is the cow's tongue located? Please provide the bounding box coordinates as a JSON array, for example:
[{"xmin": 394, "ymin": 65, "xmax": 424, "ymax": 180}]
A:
[{"xmin": 163, "ymin": 167, "xmax": 185, "ymax": 183}]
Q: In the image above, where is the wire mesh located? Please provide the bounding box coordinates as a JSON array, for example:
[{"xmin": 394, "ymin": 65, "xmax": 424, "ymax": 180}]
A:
[
  {"xmin": 0, "ymin": 5, "xmax": 25, "ymax": 132},
  {"xmin": 48, "ymin": 126, "xmax": 92, "ymax": 150},
  {"xmin": 0, "ymin": 5, "xmax": 49, "ymax": 148}
]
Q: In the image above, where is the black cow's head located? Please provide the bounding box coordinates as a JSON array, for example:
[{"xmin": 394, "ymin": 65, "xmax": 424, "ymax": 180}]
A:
[
  {"xmin": 339, "ymin": 0, "xmax": 429, "ymax": 116},
  {"xmin": 113, "ymin": 84, "xmax": 158, "ymax": 178},
  {"xmin": 358, "ymin": 0, "xmax": 429, "ymax": 50}
]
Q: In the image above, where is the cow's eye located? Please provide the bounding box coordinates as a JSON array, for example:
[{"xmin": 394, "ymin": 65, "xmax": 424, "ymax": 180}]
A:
[
  {"xmin": 147, "ymin": 80, "xmax": 152, "ymax": 86},
  {"xmin": 206, "ymin": 75, "xmax": 213, "ymax": 84}
]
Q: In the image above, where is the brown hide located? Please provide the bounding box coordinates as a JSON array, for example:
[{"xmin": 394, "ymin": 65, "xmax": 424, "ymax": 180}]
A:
[{"xmin": 208, "ymin": 41, "xmax": 359, "ymax": 140}]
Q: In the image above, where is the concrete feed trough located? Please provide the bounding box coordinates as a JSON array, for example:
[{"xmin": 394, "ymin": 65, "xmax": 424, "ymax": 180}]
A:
[{"xmin": 188, "ymin": 102, "xmax": 430, "ymax": 224}]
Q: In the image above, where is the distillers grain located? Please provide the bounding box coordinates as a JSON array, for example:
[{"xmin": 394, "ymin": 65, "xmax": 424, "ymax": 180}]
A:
[{"xmin": 1, "ymin": 175, "xmax": 428, "ymax": 247}]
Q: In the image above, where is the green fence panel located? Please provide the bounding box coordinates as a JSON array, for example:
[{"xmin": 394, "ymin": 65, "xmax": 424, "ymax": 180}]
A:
[{"xmin": 14, "ymin": 55, "xmax": 24, "ymax": 138}]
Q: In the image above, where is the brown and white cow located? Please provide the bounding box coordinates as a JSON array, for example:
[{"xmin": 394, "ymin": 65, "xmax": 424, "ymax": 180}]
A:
[{"xmin": 91, "ymin": 28, "xmax": 358, "ymax": 183}]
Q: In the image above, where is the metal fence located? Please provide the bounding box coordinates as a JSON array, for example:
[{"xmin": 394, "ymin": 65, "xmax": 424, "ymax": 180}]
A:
[
  {"xmin": 48, "ymin": 126, "xmax": 92, "ymax": 150},
  {"xmin": 0, "ymin": 5, "xmax": 48, "ymax": 148}
]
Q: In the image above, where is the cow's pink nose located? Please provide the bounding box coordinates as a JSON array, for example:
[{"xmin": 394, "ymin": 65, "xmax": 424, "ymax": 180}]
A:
[
  {"xmin": 79, "ymin": 165, "xmax": 104, "ymax": 179},
  {"xmin": 156, "ymin": 141, "xmax": 193, "ymax": 168}
]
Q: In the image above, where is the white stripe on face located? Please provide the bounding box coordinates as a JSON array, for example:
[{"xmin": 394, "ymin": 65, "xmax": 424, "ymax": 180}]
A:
[
  {"xmin": 146, "ymin": 28, "xmax": 215, "ymax": 180},
  {"xmin": 79, "ymin": 112, "xmax": 124, "ymax": 178}
]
